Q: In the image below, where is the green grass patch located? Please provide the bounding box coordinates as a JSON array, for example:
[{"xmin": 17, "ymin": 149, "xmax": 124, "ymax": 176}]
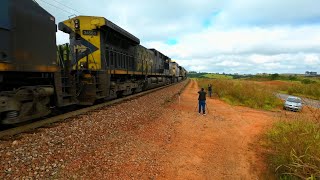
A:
[
  {"xmin": 188, "ymin": 73, "xmax": 233, "ymax": 79},
  {"xmin": 285, "ymin": 83, "xmax": 320, "ymax": 100},
  {"xmin": 246, "ymin": 77, "xmax": 320, "ymax": 100},
  {"xmin": 268, "ymin": 81, "xmax": 320, "ymax": 100},
  {"xmin": 248, "ymin": 74, "xmax": 320, "ymax": 83},
  {"xmin": 201, "ymin": 73, "xmax": 233, "ymax": 79},
  {"xmin": 197, "ymin": 79, "xmax": 283, "ymax": 110},
  {"xmin": 264, "ymin": 120, "xmax": 320, "ymax": 179}
]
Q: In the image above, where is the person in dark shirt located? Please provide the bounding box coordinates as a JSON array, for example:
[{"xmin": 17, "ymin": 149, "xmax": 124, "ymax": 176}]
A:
[
  {"xmin": 208, "ymin": 84, "xmax": 213, "ymax": 98},
  {"xmin": 198, "ymin": 88, "xmax": 207, "ymax": 115}
]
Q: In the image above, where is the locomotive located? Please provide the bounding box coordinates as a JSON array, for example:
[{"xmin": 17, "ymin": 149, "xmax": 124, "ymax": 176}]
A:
[{"xmin": 0, "ymin": 0, "xmax": 187, "ymax": 124}]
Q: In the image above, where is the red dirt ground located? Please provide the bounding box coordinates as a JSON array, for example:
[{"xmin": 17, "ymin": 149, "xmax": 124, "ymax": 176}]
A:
[
  {"xmin": 136, "ymin": 80, "xmax": 276, "ymax": 179},
  {"xmin": 2, "ymin": 79, "xmax": 316, "ymax": 179}
]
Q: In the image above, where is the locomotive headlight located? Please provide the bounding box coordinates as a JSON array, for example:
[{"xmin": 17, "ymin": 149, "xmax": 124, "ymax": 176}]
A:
[{"xmin": 74, "ymin": 19, "xmax": 80, "ymax": 30}]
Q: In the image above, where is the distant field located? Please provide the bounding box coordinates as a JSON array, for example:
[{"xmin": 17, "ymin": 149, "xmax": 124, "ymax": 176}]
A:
[
  {"xmin": 256, "ymin": 80, "xmax": 320, "ymax": 100},
  {"xmin": 188, "ymin": 73, "xmax": 233, "ymax": 79},
  {"xmin": 197, "ymin": 79, "xmax": 283, "ymax": 110},
  {"xmin": 190, "ymin": 73, "xmax": 320, "ymax": 100},
  {"xmin": 201, "ymin": 74, "xmax": 233, "ymax": 79},
  {"xmin": 248, "ymin": 74, "xmax": 320, "ymax": 84}
]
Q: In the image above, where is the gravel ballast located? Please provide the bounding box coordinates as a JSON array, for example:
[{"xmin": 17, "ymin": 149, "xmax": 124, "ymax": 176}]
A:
[{"xmin": 0, "ymin": 81, "xmax": 188, "ymax": 179}]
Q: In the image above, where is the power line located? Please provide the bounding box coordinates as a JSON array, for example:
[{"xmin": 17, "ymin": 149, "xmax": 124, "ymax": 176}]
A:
[
  {"xmin": 50, "ymin": 0, "xmax": 82, "ymax": 15},
  {"xmin": 35, "ymin": 0, "xmax": 76, "ymax": 15},
  {"xmin": 32, "ymin": 0, "xmax": 39, "ymax": 5}
]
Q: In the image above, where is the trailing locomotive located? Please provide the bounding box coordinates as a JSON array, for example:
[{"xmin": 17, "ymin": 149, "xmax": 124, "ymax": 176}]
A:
[{"xmin": 0, "ymin": 0, "xmax": 186, "ymax": 124}]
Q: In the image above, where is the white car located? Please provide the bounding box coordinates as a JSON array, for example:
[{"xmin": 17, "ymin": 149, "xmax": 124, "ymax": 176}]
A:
[{"xmin": 283, "ymin": 96, "xmax": 303, "ymax": 112}]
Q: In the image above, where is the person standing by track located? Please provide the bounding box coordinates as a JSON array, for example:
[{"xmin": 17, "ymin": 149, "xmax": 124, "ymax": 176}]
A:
[
  {"xmin": 198, "ymin": 88, "xmax": 207, "ymax": 115},
  {"xmin": 208, "ymin": 84, "xmax": 213, "ymax": 98}
]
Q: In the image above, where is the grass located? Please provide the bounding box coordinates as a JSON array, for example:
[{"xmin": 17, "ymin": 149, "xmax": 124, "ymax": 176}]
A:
[
  {"xmin": 201, "ymin": 73, "xmax": 233, "ymax": 79},
  {"xmin": 264, "ymin": 113, "xmax": 320, "ymax": 179},
  {"xmin": 196, "ymin": 77, "xmax": 320, "ymax": 178},
  {"xmin": 268, "ymin": 81, "xmax": 320, "ymax": 100},
  {"xmin": 188, "ymin": 73, "xmax": 233, "ymax": 79},
  {"xmin": 248, "ymin": 74, "xmax": 320, "ymax": 100},
  {"xmin": 283, "ymin": 83, "xmax": 320, "ymax": 100},
  {"xmin": 197, "ymin": 79, "xmax": 283, "ymax": 110},
  {"xmin": 248, "ymin": 74, "xmax": 320, "ymax": 83}
]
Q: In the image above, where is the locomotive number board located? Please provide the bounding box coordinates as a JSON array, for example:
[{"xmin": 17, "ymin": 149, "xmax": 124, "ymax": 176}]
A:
[{"xmin": 82, "ymin": 30, "xmax": 98, "ymax": 36}]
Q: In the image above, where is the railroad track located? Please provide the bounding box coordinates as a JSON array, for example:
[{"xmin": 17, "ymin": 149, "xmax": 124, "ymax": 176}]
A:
[{"xmin": 0, "ymin": 79, "xmax": 189, "ymax": 139}]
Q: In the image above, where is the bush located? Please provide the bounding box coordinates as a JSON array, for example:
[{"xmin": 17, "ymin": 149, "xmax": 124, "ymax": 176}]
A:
[
  {"xmin": 301, "ymin": 79, "xmax": 316, "ymax": 84},
  {"xmin": 265, "ymin": 120, "xmax": 320, "ymax": 179},
  {"xmin": 288, "ymin": 75, "xmax": 298, "ymax": 81},
  {"xmin": 270, "ymin": 73, "xmax": 280, "ymax": 80}
]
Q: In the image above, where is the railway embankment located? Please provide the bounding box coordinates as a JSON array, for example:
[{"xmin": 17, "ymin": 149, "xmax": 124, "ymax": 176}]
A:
[{"xmin": 0, "ymin": 80, "xmax": 188, "ymax": 179}]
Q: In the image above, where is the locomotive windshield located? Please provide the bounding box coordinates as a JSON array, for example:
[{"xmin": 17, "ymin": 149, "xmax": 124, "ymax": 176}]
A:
[{"xmin": 0, "ymin": 0, "xmax": 10, "ymax": 30}]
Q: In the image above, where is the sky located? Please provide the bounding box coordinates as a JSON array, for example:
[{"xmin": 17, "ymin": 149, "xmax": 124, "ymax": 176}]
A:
[{"xmin": 36, "ymin": 0, "xmax": 320, "ymax": 74}]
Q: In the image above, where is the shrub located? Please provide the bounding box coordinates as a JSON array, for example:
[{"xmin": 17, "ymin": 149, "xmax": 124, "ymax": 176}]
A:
[
  {"xmin": 270, "ymin": 73, "xmax": 280, "ymax": 80},
  {"xmin": 288, "ymin": 75, "xmax": 298, "ymax": 81},
  {"xmin": 301, "ymin": 79, "xmax": 316, "ymax": 84},
  {"xmin": 265, "ymin": 120, "xmax": 320, "ymax": 179}
]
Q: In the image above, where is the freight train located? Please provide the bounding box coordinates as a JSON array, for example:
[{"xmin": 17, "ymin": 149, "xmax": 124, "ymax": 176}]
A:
[{"xmin": 0, "ymin": 0, "xmax": 187, "ymax": 125}]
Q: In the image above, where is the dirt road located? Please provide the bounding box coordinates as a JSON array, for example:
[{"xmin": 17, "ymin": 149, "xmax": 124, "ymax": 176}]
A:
[
  {"xmin": 153, "ymin": 79, "xmax": 275, "ymax": 179},
  {"xmin": 277, "ymin": 93, "xmax": 320, "ymax": 109}
]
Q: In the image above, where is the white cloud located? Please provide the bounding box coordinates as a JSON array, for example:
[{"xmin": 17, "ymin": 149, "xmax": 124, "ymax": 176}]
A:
[
  {"xmin": 56, "ymin": 31, "xmax": 69, "ymax": 45},
  {"xmin": 213, "ymin": 0, "xmax": 320, "ymax": 27},
  {"xmin": 147, "ymin": 25, "xmax": 320, "ymax": 57},
  {"xmin": 175, "ymin": 53, "xmax": 320, "ymax": 74},
  {"xmin": 304, "ymin": 54, "xmax": 320, "ymax": 65},
  {"xmin": 36, "ymin": 0, "xmax": 320, "ymax": 74}
]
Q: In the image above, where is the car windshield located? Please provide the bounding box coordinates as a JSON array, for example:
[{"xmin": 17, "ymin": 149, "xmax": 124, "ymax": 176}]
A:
[{"xmin": 287, "ymin": 97, "xmax": 301, "ymax": 103}]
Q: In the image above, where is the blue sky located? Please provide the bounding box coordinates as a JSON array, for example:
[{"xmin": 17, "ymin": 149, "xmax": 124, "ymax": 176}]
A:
[{"xmin": 36, "ymin": 0, "xmax": 320, "ymax": 74}]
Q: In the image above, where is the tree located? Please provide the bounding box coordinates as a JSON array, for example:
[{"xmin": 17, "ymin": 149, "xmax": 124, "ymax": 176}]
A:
[{"xmin": 270, "ymin": 73, "xmax": 279, "ymax": 80}]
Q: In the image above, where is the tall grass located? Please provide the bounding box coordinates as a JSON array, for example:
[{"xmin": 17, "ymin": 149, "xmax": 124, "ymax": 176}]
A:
[
  {"xmin": 265, "ymin": 117, "xmax": 320, "ymax": 179},
  {"xmin": 198, "ymin": 79, "xmax": 282, "ymax": 110},
  {"xmin": 248, "ymin": 78, "xmax": 320, "ymax": 100},
  {"xmin": 285, "ymin": 83, "xmax": 320, "ymax": 100}
]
